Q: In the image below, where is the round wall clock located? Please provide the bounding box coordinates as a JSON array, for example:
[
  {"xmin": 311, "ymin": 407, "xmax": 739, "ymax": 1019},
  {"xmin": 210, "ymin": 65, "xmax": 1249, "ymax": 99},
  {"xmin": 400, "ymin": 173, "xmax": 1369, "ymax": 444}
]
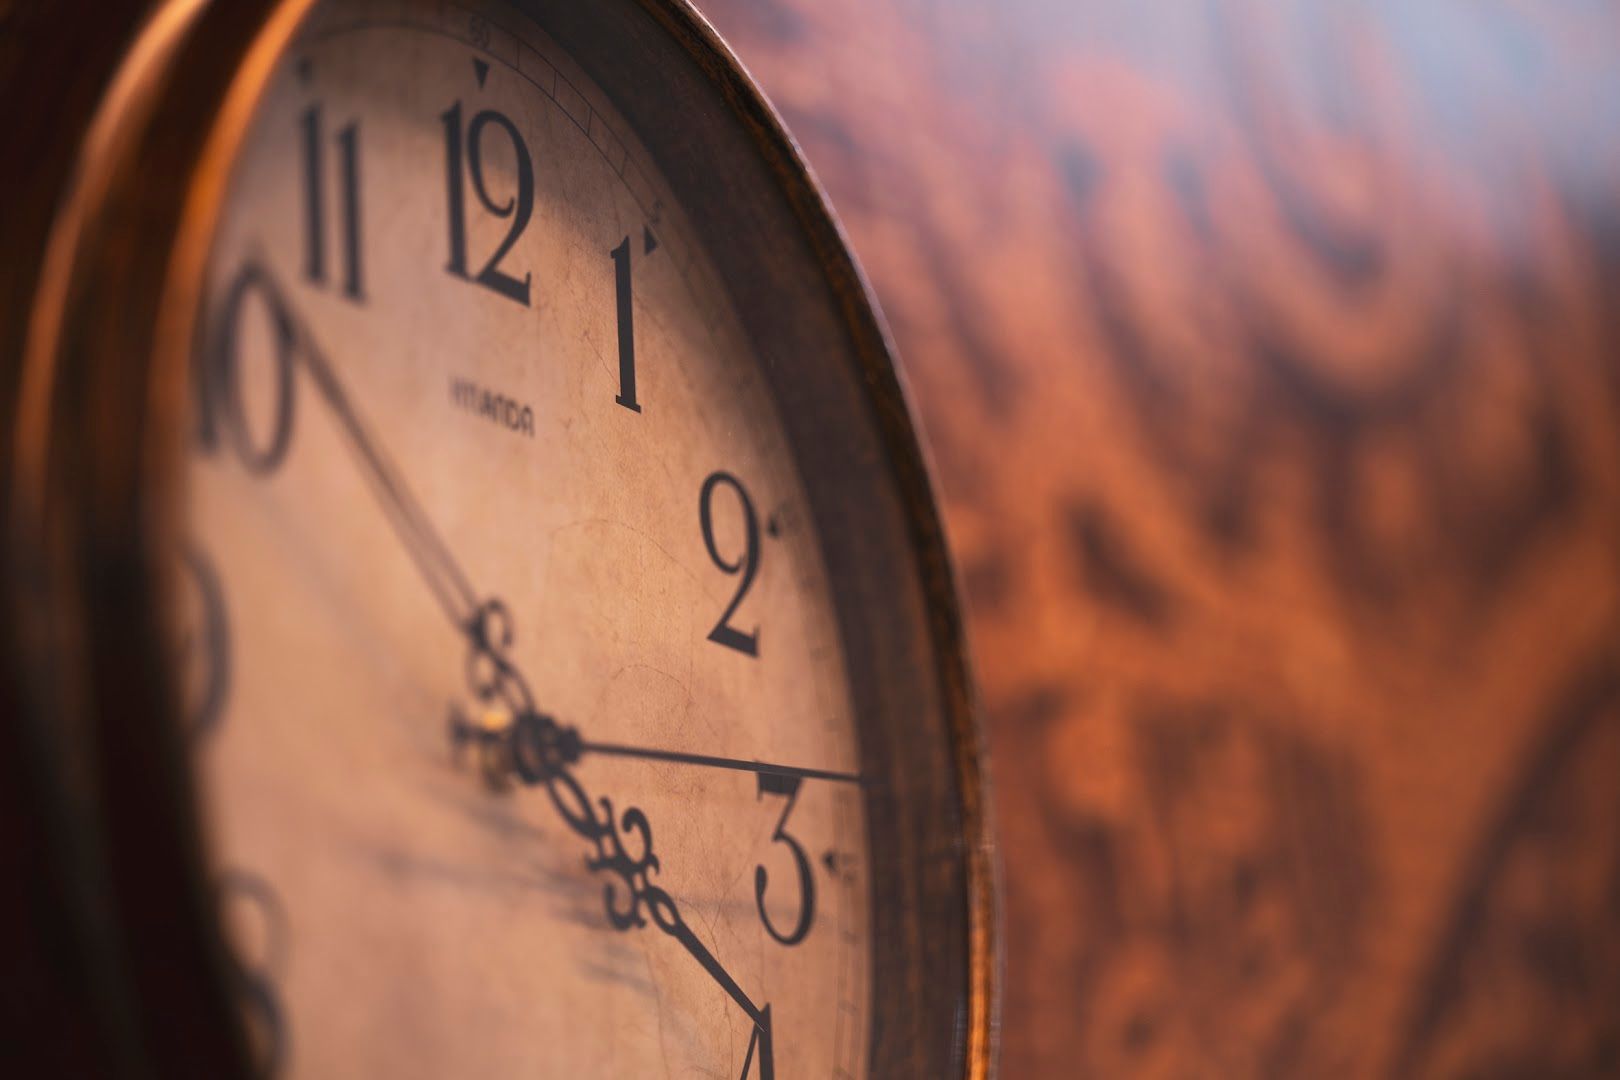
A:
[{"xmin": 2, "ymin": 0, "xmax": 995, "ymax": 1076}]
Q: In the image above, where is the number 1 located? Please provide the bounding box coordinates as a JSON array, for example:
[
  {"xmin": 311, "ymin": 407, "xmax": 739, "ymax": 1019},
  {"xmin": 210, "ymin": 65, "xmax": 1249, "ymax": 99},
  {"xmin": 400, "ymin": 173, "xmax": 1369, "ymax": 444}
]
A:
[{"xmin": 610, "ymin": 236, "xmax": 640, "ymax": 412}]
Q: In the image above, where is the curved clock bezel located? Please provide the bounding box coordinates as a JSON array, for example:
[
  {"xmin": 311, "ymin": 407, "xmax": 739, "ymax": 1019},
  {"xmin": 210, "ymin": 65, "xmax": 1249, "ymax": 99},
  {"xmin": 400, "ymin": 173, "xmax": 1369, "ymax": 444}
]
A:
[{"xmin": 8, "ymin": 1, "xmax": 997, "ymax": 1076}]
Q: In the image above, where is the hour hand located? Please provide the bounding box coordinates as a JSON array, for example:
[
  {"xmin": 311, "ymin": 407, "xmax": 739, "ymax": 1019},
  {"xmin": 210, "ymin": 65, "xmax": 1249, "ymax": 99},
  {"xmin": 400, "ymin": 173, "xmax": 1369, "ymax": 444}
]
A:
[{"xmin": 490, "ymin": 710, "xmax": 778, "ymax": 1080}]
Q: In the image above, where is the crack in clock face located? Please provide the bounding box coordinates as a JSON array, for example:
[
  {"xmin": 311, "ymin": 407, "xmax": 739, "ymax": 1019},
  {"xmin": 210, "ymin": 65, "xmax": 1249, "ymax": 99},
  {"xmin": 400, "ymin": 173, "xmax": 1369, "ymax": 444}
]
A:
[{"xmin": 184, "ymin": 2, "xmax": 873, "ymax": 1075}]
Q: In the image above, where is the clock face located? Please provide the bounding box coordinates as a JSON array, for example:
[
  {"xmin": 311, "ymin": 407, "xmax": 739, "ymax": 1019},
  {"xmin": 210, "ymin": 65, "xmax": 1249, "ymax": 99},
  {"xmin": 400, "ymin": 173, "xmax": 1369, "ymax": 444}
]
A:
[{"xmin": 182, "ymin": 1, "xmax": 872, "ymax": 1075}]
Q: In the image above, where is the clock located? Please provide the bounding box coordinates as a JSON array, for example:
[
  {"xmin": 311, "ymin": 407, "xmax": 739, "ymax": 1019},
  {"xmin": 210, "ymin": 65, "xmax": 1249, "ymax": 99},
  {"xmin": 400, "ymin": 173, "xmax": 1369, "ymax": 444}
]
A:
[{"xmin": 2, "ymin": 0, "xmax": 995, "ymax": 1076}]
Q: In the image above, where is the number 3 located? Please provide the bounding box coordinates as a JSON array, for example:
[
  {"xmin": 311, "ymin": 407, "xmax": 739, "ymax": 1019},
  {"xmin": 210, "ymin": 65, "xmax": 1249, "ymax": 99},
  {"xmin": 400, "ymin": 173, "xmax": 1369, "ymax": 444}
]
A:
[{"xmin": 754, "ymin": 773, "xmax": 815, "ymax": 946}]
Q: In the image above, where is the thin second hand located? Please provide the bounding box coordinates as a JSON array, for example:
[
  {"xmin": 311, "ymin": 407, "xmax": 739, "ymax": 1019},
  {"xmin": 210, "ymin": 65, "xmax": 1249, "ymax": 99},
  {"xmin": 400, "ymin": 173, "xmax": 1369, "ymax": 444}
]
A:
[{"xmin": 573, "ymin": 739, "xmax": 864, "ymax": 786}]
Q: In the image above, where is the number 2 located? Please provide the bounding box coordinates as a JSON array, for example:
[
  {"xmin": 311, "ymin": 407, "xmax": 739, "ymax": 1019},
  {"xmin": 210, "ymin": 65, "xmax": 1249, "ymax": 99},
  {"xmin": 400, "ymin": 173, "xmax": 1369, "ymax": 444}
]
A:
[{"xmin": 699, "ymin": 471, "xmax": 760, "ymax": 657}]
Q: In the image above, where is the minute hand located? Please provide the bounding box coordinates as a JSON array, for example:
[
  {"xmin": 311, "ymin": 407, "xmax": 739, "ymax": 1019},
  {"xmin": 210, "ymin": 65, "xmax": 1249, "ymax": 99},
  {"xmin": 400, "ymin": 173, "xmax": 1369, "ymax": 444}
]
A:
[
  {"xmin": 283, "ymin": 291, "xmax": 481, "ymax": 636},
  {"xmin": 264, "ymin": 264, "xmax": 533, "ymax": 714}
]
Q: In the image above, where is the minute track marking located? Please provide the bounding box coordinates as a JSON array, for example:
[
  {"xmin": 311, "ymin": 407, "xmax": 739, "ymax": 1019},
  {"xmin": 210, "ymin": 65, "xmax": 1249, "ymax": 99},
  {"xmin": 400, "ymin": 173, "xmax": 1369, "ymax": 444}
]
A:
[{"xmin": 206, "ymin": 259, "xmax": 781, "ymax": 1080}]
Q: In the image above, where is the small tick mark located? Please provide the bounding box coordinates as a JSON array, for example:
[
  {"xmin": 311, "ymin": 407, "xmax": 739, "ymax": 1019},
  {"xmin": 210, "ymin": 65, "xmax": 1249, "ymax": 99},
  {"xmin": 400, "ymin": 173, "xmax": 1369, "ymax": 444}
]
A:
[
  {"xmin": 643, "ymin": 225, "xmax": 658, "ymax": 255},
  {"xmin": 472, "ymin": 57, "xmax": 489, "ymax": 88},
  {"xmin": 296, "ymin": 57, "xmax": 313, "ymax": 85},
  {"xmin": 822, "ymin": 850, "xmax": 854, "ymax": 877}
]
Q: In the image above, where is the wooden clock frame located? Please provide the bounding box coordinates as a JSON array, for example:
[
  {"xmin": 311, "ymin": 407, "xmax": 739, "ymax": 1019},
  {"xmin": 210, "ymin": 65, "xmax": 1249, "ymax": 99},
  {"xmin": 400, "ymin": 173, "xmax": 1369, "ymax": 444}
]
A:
[{"xmin": 2, "ymin": 0, "xmax": 997, "ymax": 1075}]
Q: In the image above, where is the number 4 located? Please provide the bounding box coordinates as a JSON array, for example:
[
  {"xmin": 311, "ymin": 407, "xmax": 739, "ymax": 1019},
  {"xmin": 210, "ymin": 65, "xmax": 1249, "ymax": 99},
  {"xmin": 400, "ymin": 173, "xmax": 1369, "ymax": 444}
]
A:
[{"xmin": 738, "ymin": 1010, "xmax": 775, "ymax": 1080}]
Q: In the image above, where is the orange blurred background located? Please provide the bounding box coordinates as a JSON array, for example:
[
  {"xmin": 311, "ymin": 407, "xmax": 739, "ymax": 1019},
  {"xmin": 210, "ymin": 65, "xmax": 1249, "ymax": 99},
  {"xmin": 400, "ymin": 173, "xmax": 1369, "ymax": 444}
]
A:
[{"xmin": 695, "ymin": 1, "xmax": 1620, "ymax": 1075}]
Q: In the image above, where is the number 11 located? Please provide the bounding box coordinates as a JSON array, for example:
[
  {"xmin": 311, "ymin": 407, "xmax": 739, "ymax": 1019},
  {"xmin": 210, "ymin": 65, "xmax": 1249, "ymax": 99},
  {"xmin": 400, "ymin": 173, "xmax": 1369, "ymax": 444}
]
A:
[{"xmin": 298, "ymin": 103, "xmax": 364, "ymax": 301}]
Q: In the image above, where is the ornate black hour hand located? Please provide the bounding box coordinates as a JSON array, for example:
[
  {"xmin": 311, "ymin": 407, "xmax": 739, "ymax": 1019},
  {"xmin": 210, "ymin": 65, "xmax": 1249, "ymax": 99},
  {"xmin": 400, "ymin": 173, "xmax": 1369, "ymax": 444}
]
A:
[
  {"xmin": 448, "ymin": 708, "xmax": 780, "ymax": 1076},
  {"xmin": 505, "ymin": 711, "xmax": 777, "ymax": 1080}
]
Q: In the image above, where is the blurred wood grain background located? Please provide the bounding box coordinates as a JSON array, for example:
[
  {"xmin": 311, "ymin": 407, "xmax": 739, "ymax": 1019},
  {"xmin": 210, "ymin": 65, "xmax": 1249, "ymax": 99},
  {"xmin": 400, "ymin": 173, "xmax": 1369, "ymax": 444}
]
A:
[{"xmin": 694, "ymin": 1, "xmax": 1620, "ymax": 1075}]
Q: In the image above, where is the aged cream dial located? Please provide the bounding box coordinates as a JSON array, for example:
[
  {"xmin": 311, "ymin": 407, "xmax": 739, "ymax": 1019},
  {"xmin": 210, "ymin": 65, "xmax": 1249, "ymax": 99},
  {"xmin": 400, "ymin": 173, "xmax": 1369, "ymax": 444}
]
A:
[{"xmin": 185, "ymin": 1, "xmax": 872, "ymax": 1075}]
